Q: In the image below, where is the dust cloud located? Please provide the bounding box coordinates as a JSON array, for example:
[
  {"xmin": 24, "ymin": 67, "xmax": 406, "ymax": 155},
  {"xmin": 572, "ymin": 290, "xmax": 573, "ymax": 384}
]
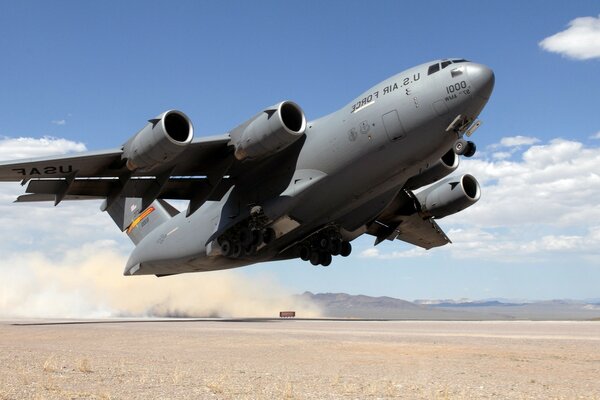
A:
[{"xmin": 0, "ymin": 241, "xmax": 321, "ymax": 319}]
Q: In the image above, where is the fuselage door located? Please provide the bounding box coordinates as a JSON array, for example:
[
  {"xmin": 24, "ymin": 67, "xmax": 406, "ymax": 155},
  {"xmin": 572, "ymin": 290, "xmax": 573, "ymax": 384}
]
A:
[{"xmin": 382, "ymin": 110, "xmax": 406, "ymax": 141}]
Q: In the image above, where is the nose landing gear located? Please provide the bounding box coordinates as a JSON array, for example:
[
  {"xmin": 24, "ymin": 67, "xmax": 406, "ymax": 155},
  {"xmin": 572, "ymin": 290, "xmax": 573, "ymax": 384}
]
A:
[{"xmin": 453, "ymin": 138, "xmax": 476, "ymax": 158}]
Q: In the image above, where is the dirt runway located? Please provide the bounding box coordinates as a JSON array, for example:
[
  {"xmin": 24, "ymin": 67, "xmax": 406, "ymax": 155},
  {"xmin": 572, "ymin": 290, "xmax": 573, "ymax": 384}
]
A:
[{"xmin": 0, "ymin": 319, "xmax": 598, "ymax": 399}]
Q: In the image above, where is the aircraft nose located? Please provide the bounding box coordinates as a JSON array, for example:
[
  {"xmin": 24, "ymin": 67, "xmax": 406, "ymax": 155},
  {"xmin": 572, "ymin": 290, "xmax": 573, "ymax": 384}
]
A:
[{"xmin": 467, "ymin": 63, "xmax": 495, "ymax": 100}]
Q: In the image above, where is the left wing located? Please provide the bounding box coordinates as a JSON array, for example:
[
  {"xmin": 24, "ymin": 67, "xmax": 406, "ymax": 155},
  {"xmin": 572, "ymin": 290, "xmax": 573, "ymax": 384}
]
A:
[{"xmin": 0, "ymin": 134, "xmax": 234, "ymax": 210}]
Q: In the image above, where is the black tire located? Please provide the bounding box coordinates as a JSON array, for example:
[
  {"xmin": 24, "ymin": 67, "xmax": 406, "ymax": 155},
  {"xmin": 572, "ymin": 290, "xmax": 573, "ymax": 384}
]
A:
[
  {"xmin": 299, "ymin": 245, "xmax": 311, "ymax": 261},
  {"xmin": 244, "ymin": 244, "xmax": 257, "ymax": 256},
  {"xmin": 221, "ymin": 239, "xmax": 232, "ymax": 257},
  {"xmin": 238, "ymin": 227, "xmax": 253, "ymax": 246},
  {"xmin": 263, "ymin": 228, "xmax": 276, "ymax": 244},
  {"xmin": 340, "ymin": 241, "xmax": 352, "ymax": 257},
  {"xmin": 251, "ymin": 229, "xmax": 263, "ymax": 246},
  {"xmin": 309, "ymin": 251, "xmax": 320, "ymax": 266},
  {"xmin": 318, "ymin": 236, "xmax": 330, "ymax": 250},
  {"xmin": 464, "ymin": 141, "xmax": 476, "ymax": 158},
  {"xmin": 453, "ymin": 139, "xmax": 468, "ymax": 155},
  {"xmin": 232, "ymin": 242, "xmax": 242, "ymax": 258},
  {"xmin": 329, "ymin": 238, "xmax": 342, "ymax": 255},
  {"xmin": 320, "ymin": 252, "xmax": 332, "ymax": 267}
]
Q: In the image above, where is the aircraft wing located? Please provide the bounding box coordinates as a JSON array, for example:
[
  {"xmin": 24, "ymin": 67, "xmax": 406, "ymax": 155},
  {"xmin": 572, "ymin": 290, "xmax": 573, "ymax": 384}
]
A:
[
  {"xmin": 367, "ymin": 213, "xmax": 451, "ymax": 250},
  {"xmin": 0, "ymin": 134, "xmax": 234, "ymax": 209},
  {"xmin": 366, "ymin": 189, "xmax": 451, "ymax": 250}
]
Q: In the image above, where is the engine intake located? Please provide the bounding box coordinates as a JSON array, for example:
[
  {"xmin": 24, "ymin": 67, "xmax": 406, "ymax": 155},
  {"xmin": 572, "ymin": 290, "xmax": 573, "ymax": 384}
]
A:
[
  {"xmin": 123, "ymin": 110, "xmax": 193, "ymax": 171},
  {"xmin": 414, "ymin": 174, "xmax": 480, "ymax": 218},
  {"xmin": 232, "ymin": 101, "xmax": 306, "ymax": 160}
]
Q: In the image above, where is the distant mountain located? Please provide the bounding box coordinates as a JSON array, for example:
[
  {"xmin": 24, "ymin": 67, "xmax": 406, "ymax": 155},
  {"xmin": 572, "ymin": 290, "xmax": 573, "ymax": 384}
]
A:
[{"xmin": 300, "ymin": 292, "xmax": 600, "ymax": 320}]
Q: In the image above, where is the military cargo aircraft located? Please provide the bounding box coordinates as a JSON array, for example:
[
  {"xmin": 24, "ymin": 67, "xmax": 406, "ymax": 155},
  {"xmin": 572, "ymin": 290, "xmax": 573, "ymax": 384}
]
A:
[{"xmin": 0, "ymin": 59, "xmax": 494, "ymax": 276}]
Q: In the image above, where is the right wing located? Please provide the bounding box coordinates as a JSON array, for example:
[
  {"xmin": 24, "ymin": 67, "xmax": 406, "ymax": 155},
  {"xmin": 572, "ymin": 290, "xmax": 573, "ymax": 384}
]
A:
[{"xmin": 366, "ymin": 190, "xmax": 451, "ymax": 250}]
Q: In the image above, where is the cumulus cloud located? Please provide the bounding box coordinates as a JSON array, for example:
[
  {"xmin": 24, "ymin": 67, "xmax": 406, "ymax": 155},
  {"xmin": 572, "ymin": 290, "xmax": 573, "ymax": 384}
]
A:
[
  {"xmin": 370, "ymin": 137, "xmax": 600, "ymax": 261},
  {"xmin": 0, "ymin": 241, "xmax": 321, "ymax": 318},
  {"xmin": 0, "ymin": 136, "xmax": 86, "ymax": 161},
  {"xmin": 359, "ymin": 246, "xmax": 429, "ymax": 260},
  {"xmin": 499, "ymin": 136, "xmax": 540, "ymax": 147},
  {"xmin": 539, "ymin": 15, "xmax": 600, "ymax": 60}
]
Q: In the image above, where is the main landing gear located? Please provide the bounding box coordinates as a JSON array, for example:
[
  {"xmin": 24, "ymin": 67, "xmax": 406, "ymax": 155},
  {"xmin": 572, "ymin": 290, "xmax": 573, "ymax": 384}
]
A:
[
  {"xmin": 218, "ymin": 226, "xmax": 275, "ymax": 258},
  {"xmin": 453, "ymin": 138, "xmax": 476, "ymax": 158},
  {"xmin": 297, "ymin": 229, "xmax": 352, "ymax": 267}
]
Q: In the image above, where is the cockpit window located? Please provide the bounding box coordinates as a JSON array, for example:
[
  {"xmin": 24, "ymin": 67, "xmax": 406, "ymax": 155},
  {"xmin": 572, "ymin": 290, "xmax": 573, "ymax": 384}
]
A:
[
  {"xmin": 441, "ymin": 60, "xmax": 452, "ymax": 69},
  {"xmin": 427, "ymin": 63, "xmax": 440, "ymax": 75},
  {"xmin": 451, "ymin": 59, "xmax": 468, "ymax": 63}
]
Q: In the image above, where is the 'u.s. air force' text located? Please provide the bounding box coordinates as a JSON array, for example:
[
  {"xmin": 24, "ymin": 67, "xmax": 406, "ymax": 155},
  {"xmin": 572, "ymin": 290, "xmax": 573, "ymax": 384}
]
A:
[{"xmin": 351, "ymin": 72, "xmax": 421, "ymax": 113}]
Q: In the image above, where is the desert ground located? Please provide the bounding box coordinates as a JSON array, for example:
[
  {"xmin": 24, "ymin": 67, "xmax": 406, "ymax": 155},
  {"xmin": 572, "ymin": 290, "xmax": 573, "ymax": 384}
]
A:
[{"xmin": 0, "ymin": 319, "xmax": 598, "ymax": 399}]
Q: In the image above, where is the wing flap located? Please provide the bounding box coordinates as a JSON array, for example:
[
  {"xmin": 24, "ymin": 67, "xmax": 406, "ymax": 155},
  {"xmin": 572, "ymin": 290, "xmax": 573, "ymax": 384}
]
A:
[
  {"xmin": 367, "ymin": 213, "xmax": 450, "ymax": 250},
  {"xmin": 21, "ymin": 177, "xmax": 233, "ymax": 201}
]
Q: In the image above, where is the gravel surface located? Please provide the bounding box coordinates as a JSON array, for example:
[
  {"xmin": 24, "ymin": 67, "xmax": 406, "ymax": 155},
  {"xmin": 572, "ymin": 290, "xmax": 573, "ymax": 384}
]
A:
[{"xmin": 0, "ymin": 319, "xmax": 598, "ymax": 399}]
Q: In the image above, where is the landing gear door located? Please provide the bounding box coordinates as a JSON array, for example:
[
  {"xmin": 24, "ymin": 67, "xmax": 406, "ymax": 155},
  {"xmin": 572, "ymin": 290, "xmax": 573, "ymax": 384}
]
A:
[{"xmin": 382, "ymin": 110, "xmax": 406, "ymax": 142}]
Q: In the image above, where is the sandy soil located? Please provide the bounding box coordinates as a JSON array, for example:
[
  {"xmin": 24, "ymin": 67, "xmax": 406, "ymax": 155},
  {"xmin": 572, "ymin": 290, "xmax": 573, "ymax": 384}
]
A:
[{"xmin": 0, "ymin": 319, "xmax": 598, "ymax": 399}]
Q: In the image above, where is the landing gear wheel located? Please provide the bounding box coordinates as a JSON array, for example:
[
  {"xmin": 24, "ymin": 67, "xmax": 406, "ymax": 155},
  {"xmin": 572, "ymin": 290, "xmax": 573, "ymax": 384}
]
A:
[
  {"xmin": 231, "ymin": 242, "xmax": 242, "ymax": 258},
  {"xmin": 340, "ymin": 241, "xmax": 352, "ymax": 257},
  {"xmin": 464, "ymin": 141, "xmax": 476, "ymax": 158},
  {"xmin": 243, "ymin": 244, "xmax": 257, "ymax": 256},
  {"xmin": 309, "ymin": 251, "xmax": 320, "ymax": 266},
  {"xmin": 318, "ymin": 236, "xmax": 330, "ymax": 250},
  {"xmin": 299, "ymin": 245, "xmax": 311, "ymax": 261},
  {"xmin": 453, "ymin": 139, "xmax": 468, "ymax": 155},
  {"xmin": 221, "ymin": 239, "xmax": 232, "ymax": 257},
  {"xmin": 329, "ymin": 238, "xmax": 342, "ymax": 255},
  {"xmin": 251, "ymin": 229, "xmax": 263, "ymax": 246},
  {"xmin": 238, "ymin": 227, "xmax": 253, "ymax": 246},
  {"xmin": 263, "ymin": 228, "xmax": 276, "ymax": 244},
  {"xmin": 320, "ymin": 252, "xmax": 332, "ymax": 267}
]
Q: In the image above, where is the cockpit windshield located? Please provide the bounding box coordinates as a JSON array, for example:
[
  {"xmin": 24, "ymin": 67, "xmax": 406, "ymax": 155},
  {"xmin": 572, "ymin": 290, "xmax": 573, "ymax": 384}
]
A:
[{"xmin": 427, "ymin": 59, "xmax": 470, "ymax": 75}]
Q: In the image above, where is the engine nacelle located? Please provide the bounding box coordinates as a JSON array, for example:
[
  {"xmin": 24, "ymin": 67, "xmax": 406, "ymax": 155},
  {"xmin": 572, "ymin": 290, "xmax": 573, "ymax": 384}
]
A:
[
  {"xmin": 123, "ymin": 110, "xmax": 193, "ymax": 171},
  {"xmin": 414, "ymin": 174, "xmax": 481, "ymax": 218},
  {"xmin": 233, "ymin": 101, "xmax": 306, "ymax": 160},
  {"xmin": 404, "ymin": 149, "xmax": 459, "ymax": 190}
]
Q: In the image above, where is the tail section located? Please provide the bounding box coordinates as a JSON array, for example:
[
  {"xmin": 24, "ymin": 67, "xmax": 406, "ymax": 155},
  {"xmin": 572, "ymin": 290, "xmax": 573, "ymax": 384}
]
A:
[{"xmin": 105, "ymin": 197, "xmax": 179, "ymax": 244}]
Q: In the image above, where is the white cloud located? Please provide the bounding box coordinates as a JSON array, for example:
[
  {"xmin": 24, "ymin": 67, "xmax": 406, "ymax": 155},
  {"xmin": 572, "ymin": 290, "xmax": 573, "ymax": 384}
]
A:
[
  {"xmin": 370, "ymin": 137, "xmax": 600, "ymax": 261},
  {"xmin": 539, "ymin": 15, "xmax": 600, "ymax": 60},
  {"xmin": 51, "ymin": 119, "xmax": 66, "ymax": 126},
  {"xmin": 0, "ymin": 136, "xmax": 86, "ymax": 161},
  {"xmin": 492, "ymin": 151, "xmax": 511, "ymax": 160},
  {"xmin": 359, "ymin": 246, "xmax": 429, "ymax": 260},
  {"xmin": 499, "ymin": 136, "xmax": 540, "ymax": 147},
  {"xmin": 590, "ymin": 131, "xmax": 600, "ymax": 140}
]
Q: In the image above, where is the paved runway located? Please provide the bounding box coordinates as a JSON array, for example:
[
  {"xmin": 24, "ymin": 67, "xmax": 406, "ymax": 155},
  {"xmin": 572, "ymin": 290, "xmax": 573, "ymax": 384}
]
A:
[{"xmin": 1, "ymin": 319, "xmax": 598, "ymax": 399}]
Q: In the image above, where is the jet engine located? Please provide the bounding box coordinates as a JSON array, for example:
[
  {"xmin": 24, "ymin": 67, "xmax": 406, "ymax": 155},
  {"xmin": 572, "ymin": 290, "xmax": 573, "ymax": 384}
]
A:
[
  {"xmin": 232, "ymin": 101, "xmax": 306, "ymax": 160},
  {"xmin": 122, "ymin": 110, "xmax": 193, "ymax": 171},
  {"xmin": 404, "ymin": 149, "xmax": 459, "ymax": 190},
  {"xmin": 414, "ymin": 174, "xmax": 480, "ymax": 218}
]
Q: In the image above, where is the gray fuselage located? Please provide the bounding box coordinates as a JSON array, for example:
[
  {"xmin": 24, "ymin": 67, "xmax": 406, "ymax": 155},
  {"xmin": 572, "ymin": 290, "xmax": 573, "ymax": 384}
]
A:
[{"xmin": 126, "ymin": 59, "xmax": 494, "ymax": 275}]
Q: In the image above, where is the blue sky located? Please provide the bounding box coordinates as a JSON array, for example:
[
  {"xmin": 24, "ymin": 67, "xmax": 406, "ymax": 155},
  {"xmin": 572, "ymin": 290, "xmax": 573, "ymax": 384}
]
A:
[{"xmin": 1, "ymin": 1, "xmax": 600, "ymax": 312}]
